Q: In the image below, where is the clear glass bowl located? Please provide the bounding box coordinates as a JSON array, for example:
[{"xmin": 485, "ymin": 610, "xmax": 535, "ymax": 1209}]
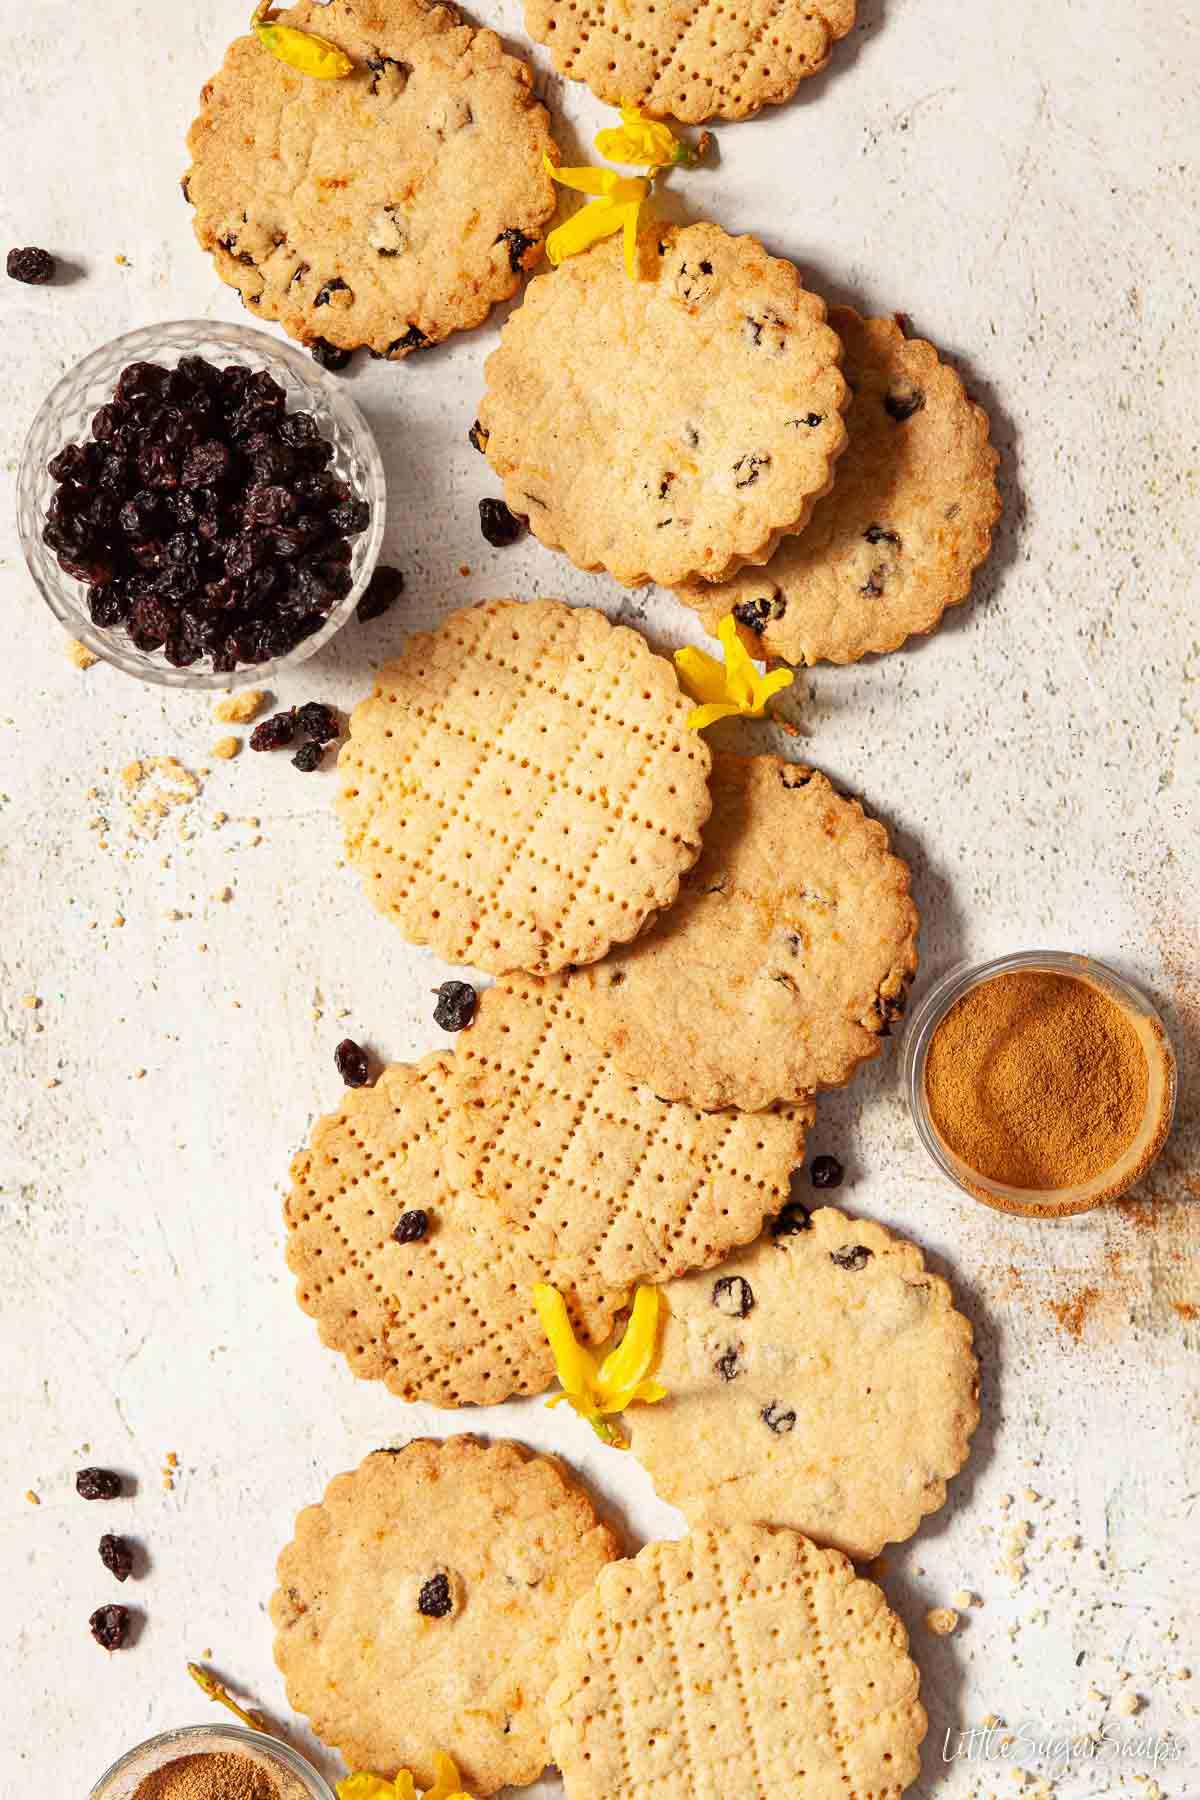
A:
[
  {"xmin": 17, "ymin": 320, "xmax": 386, "ymax": 691},
  {"xmin": 90, "ymin": 1723, "xmax": 336, "ymax": 1800},
  {"xmin": 903, "ymin": 950, "xmax": 1177, "ymax": 1217}
]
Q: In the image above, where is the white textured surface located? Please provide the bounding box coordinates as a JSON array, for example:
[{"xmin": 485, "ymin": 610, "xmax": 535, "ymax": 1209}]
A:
[{"xmin": 2, "ymin": 0, "xmax": 1198, "ymax": 1793}]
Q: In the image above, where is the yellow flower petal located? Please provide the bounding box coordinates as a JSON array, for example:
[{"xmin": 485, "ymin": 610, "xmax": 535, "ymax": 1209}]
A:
[
  {"xmin": 674, "ymin": 644, "xmax": 730, "ymax": 705},
  {"xmin": 686, "ymin": 700, "xmax": 742, "ymax": 730},
  {"xmin": 546, "ymin": 203, "xmax": 625, "ymax": 267},
  {"xmin": 251, "ymin": 4, "xmax": 354, "ymax": 78},
  {"xmin": 544, "ymin": 154, "xmax": 620, "ymax": 197},
  {"xmin": 337, "ymin": 1776, "xmax": 408, "ymax": 1800},
  {"xmin": 595, "ymin": 103, "xmax": 697, "ymax": 168},
  {"xmin": 622, "ymin": 202, "xmax": 641, "ymax": 278},
  {"xmin": 425, "ymin": 1752, "xmax": 475, "ymax": 1800},
  {"xmin": 534, "ymin": 1284, "xmax": 597, "ymax": 1402},
  {"xmin": 596, "ymin": 1286, "xmax": 661, "ymax": 1407}
]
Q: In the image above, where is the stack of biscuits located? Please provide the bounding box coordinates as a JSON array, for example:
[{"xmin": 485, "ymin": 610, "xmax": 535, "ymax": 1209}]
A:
[{"xmin": 275, "ymin": 596, "xmax": 982, "ymax": 1797}]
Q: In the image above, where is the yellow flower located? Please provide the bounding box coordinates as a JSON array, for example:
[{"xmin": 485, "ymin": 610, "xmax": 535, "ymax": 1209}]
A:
[
  {"xmin": 534, "ymin": 1283, "xmax": 666, "ymax": 1447},
  {"xmin": 594, "ymin": 103, "xmax": 702, "ymax": 169},
  {"xmin": 544, "ymin": 155, "xmax": 650, "ymax": 279},
  {"xmin": 425, "ymin": 1753, "xmax": 475, "ymax": 1800},
  {"xmin": 251, "ymin": 1, "xmax": 354, "ymax": 77},
  {"xmin": 337, "ymin": 1758, "xmax": 473, "ymax": 1800},
  {"xmin": 674, "ymin": 613, "xmax": 795, "ymax": 729},
  {"xmin": 337, "ymin": 1778, "xmax": 414, "ymax": 1800}
]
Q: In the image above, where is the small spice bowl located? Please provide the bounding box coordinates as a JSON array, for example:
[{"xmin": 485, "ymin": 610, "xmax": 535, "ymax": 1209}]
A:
[
  {"xmin": 903, "ymin": 950, "xmax": 1176, "ymax": 1218},
  {"xmin": 16, "ymin": 319, "xmax": 386, "ymax": 691},
  {"xmin": 90, "ymin": 1723, "xmax": 337, "ymax": 1800}
]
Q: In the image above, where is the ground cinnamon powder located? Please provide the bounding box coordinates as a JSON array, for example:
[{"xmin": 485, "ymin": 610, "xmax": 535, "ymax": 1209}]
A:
[
  {"xmin": 923, "ymin": 970, "xmax": 1149, "ymax": 1190},
  {"xmin": 132, "ymin": 1752, "xmax": 280, "ymax": 1800}
]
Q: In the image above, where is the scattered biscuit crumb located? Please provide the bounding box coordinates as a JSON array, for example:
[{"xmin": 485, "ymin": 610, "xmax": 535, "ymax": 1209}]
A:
[
  {"xmin": 64, "ymin": 636, "xmax": 99, "ymax": 670},
  {"xmin": 212, "ymin": 736, "xmax": 241, "ymax": 761},
  {"xmin": 981, "ymin": 1713, "xmax": 1001, "ymax": 1729},
  {"xmin": 954, "ymin": 1589, "xmax": 976, "ymax": 1609},
  {"xmin": 1171, "ymin": 1667, "xmax": 1191, "ymax": 1680},
  {"xmin": 165, "ymin": 1451, "xmax": 178, "ymax": 1469},
  {"xmin": 243, "ymin": 816, "xmax": 259, "ymax": 828},
  {"xmin": 112, "ymin": 913, "xmax": 125, "ymax": 928},
  {"xmin": 1115, "ymin": 1690, "xmax": 1142, "ymax": 1716},
  {"xmin": 213, "ymin": 690, "xmax": 265, "ymax": 724},
  {"xmin": 212, "ymin": 886, "xmax": 233, "ymax": 903},
  {"xmin": 459, "ymin": 564, "xmax": 471, "ymax": 577},
  {"xmin": 1022, "ymin": 1487, "xmax": 1041, "ymax": 1503},
  {"xmin": 25, "ymin": 1490, "xmax": 40, "ymax": 1505},
  {"xmin": 133, "ymin": 1069, "xmax": 146, "ymax": 1080},
  {"xmin": 19, "ymin": 994, "xmax": 41, "ymax": 1010},
  {"xmin": 999, "ymin": 1519, "xmax": 1031, "ymax": 1583},
  {"xmin": 998, "ymin": 1493, "xmax": 1013, "ymax": 1511},
  {"xmin": 926, "ymin": 1607, "xmax": 959, "ymax": 1635},
  {"xmin": 162, "ymin": 1475, "xmax": 174, "ymax": 1491},
  {"xmin": 163, "ymin": 909, "xmax": 184, "ymax": 922},
  {"xmin": 121, "ymin": 757, "xmax": 202, "ymax": 840},
  {"xmin": 1058, "ymin": 1534, "xmax": 1080, "ymax": 1551},
  {"xmin": 44, "ymin": 1077, "xmax": 60, "ymax": 1089},
  {"xmin": 1087, "ymin": 1686, "xmax": 1107, "ymax": 1704},
  {"xmin": 212, "ymin": 811, "xmax": 228, "ymax": 827}
]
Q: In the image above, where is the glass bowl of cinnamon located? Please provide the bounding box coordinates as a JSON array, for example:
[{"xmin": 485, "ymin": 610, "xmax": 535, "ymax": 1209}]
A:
[
  {"xmin": 89, "ymin": 1724, "xmax": 336, "ymax": 1800},
  {"xmin": 903, "ymin": 950, "xmax": 1176, "ymax": 1218}
]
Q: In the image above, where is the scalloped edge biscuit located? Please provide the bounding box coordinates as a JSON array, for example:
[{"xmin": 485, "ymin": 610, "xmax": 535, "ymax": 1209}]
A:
[
  {"xmin": 571, "ymin": 754, "xmax": 920, "ymax": 1110},
  {"xmin": 629, "ymin": 1206, "xmax": 981, "ymax": 1560},
  {"xmin": 479, "ymin": 225, "xmax": 849, "ymax": 588},
  {"xmin": 336, "ymin": 599, "xmax": 712, "ymax": 975},
  {"xmin": 679, "ymin": 308, "xmax": 1001, "ymax": 665},
  {"xmin": 271, "ymin": 1438, "xmax": 621, "ymax": 1794},
  {"xmin": 548, "ymin": 1523, "xmax": 927, "ymax": 1800},
  {"xmin": 284, "ymin": 1053, "xmax": 557, "ymax": 1406},
  {"xmin": 525, "ymin": 0, "xmax": 856, "ymax": 123},
  {"xmin": 185, "ymin": 0, "xmax": 555, "ymax": 357}
]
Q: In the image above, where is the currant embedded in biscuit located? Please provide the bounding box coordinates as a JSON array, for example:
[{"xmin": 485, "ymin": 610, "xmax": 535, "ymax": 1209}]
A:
[
  {"xmin": 571, "ymin": 753, "xmax": 920, "ymax": 1111},
  {"xmin": 284, "ymin": 1053, "xmax": 556, "ymax": 1406},
  {"xmin": 336, "ymin": 600, "xmax": 712, "ymax": 976},
  {"xmin": 548, "ymin": 1524, "xmax": 926, "ymax": 1800},
  {"xmin": 629, "ymin": 1207, "xmax": 981, "ymax": 1561},
  {"xmin": 185, "ymin": 0, "xmax": 555, "ymax": 358},
  {"xmin": 272, "ymin": 1439, "xmax": 619, "ymax": 1794},
  {"xmin": 526, "ymin": 0, "xmax": 856, "ymax": 123},
  {"xmin": 478, "ymin": 224, "xmax": 849, "ymax": 588},
  {"xmin": 442, "ymin": 971, "xmax": 813, "ymax": 1331},
  {"xmin": 679, "ymin": 307, "xmax": 1002, "ymax": 664}
]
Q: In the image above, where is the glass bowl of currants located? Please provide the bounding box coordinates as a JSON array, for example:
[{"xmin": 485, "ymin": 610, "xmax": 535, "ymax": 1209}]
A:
[{"xmin": 16, "ymin": 319, "xmax": 386, "ymax": 689}]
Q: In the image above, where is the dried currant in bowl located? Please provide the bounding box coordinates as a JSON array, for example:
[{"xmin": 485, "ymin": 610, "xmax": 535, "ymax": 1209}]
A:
[{"xmin": 17, "ymin": 322, "xmax": 385, "ymax": 689}]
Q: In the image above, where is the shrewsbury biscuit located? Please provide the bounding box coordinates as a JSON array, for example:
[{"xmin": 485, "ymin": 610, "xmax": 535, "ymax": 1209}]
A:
[
  {"xmin": 443, "ymin": 971, "xmax": 813, "ymax": 1334},
  {"xmin": 272, "ymin": 1439, "xmax": 619, "ymax": 1793},
  {"xmin": 479, "ymin": 225, "xmax": 848, "ymax": 588},
  {"xmin": 285, "ymin": 1054, "xmax": 554, "ymax": 1405},
  {"xmin": 629, "ymin": 1207, "xmax": 981, "ymax": 1560},
  {"xmin": 548, "ymin": 1524, "xmax": 926, "ymax": 1800},
  {"xmin": 526, "ymin": 0, "xmax": 856, "ymax": 123},
  {"xmin": 185, "ymin": 0, "xmax": 555, "ymax": 358},
  {"xmin": 572, "ymin": 754, "xmax": 919, "ymax": 1111},
  {"xmin": 336, "ymin": 600, "xmax": 712, "ymax": 975},
  {"xmin": 680, "ymin": 308, "xmax": 1001, "ymax": 664}
]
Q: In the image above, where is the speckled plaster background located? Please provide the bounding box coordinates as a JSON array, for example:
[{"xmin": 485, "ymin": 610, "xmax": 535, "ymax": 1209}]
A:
[{"xmin": 2, "ymin": 0, "xmax": 1198, "ymax": 1793}]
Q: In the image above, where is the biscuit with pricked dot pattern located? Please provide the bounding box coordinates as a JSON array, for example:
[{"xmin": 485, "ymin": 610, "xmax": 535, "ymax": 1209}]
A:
[
  {"xmin": 336, "ymin": 599, "xmax": 712, "ymax": 975},
  {"xmin": 272, "ymin": 1438, "xmax": 620, "ymax": 1794},
  {"xmin": 442, "ymin": 970, "xmax": 813, "ymax": 1332},
  {"xmin": 525, "ymin": 0, "xmax": 856, "ymax": 123},
  {"xmin": 284, "ymin": 1052, "xmax": 557, "ymax": 1406},
  {"xmin": 548, "ymin": 1523, "xmax": 926, "ymax": 1800}
]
